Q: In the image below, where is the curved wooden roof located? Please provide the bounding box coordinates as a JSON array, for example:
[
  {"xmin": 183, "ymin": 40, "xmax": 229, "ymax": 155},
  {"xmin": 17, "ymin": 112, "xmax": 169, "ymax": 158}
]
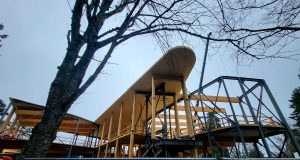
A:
[
  {"xmin": 95, "ymin": 46, "xmax": 196, "ymax": 136},
  {"xmin": 10, "ymin": 98, "xmax": 99, "ymax": 136}
]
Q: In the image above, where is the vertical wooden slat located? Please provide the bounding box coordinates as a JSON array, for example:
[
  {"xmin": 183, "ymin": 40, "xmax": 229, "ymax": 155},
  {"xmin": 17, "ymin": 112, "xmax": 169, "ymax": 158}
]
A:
[
  {"xmin": 138, "ymin": 145, "xmax": 142, "ymax": 157},
  {"xmin": 173, "ymin": 95, "xmax": 181, "ymax": 137},
  {"xmin": 129, "ymin": 94, "xmax": 136, "ymax": 158},
  {"xmin": 115, "ymin": 104, "xmax": 123, "ymax": 157},
  {"xmin": 121, "ymin": 145, "xmax": 125, "ymax": 157},
  {"xmin": 105, "ymin": 143, "xmax": 109, "ymax": 158},
  {"xmin": 106, "ymin": 115, "xmax": 113, "ymax": 158},
  {"xmin": 181, "ymin": 79, "xmax": 194, "ymax": 137},
  {"xmin": 151, "ymin": 76, "xmax": 156, "ymax": 139},
  {"xmin": 108, "ymin": 115, "xmax": 113, "ymax": 141},
  {"xmin": 174, "ymin": 95, "xmax": 183, "ymax": 157},
  {"xmin": 181, "ymin": 78, "xmax": 198, "ymax": 158},
  {"xmin": 97, "ymin": 121, "xmax": 105, "ymax": 158}
]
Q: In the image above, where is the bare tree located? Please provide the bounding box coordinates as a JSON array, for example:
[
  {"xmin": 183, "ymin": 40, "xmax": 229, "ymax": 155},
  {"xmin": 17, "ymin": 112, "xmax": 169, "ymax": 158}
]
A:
[
  {"xmin": 16, "ymin": 0, "xmax": 300, "ymax": 158},
  {"xmin": 211, "ymin": 0, "xmax": 300, "ymax": 60}
]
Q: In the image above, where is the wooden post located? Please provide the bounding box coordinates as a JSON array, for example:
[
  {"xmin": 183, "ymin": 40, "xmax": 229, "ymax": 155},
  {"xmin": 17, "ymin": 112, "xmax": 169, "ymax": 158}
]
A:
[
  {"xmin": 121, "ymin": 145, "xmax": 125, "ymax": 157},
  {"xmin": 105, "ymin": 143, "xmax": 109, "ymax": 158},
  {"xmin": 178, "ymin": 152, "xmax": 184, "ymax": 158},
  {"xmin": 115, "ymin": 104, "xmax": 123, "ymax": 158},
  {"xmin": 173, "ymin": 95, "xmax": 181, "ymax": 137},
  {"xmin": 8, "ymin": 117, "xmax": 17, "ymax": 135},
  {"xmin": 114, "ymin": 139, "xmax": 120, "ymax": 157},
  {"xmin": 174, "ymin": 95, "xmax": 183, "ymax": 157},
  {"xmin": 129, "ymin": 94, "xmax": 136, "ymax": 158},
  {"xmin": 0, "ymin": 108, "xmax": 15, "ymax": 133},
  {"xmin": 108, "ymin": 115, "xmax": 113, "ymax": 141},
  {"xmin": 151, "ymin": 76, "xmax": 156, "ymax": 139},
  {"xmin": 181, "ymin": 78, "xmax": 198, "ymax": 158},
  {"xmin": 181, "ymin": 79, "xmax": 194, "ymax": 137},
  {"xmin": 97, "ymin": 121, "xmax": 105, "ymax": 158},
  {"xmin": 138, "ymin": 145, "xmax": 142, "ymax": 157},
  {"xmin": 105, "ymin": 114, "xmax": 113, "ymax": 157}
]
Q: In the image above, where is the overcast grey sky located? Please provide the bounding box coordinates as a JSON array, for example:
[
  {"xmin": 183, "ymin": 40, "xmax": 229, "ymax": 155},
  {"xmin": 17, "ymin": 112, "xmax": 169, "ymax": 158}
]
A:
[{"xmin": 0, "ymin": 0, "xmax": 299, "ymax": 124}]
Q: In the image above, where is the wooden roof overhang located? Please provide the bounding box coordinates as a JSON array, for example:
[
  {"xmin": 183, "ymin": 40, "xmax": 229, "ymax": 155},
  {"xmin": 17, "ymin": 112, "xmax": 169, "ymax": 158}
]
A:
[
  {"xmin": 10, "ymin": 98, "xmax": 99, "ymax": 136},
  {"xmin": 95, "ymin": 46, "xmax": 196, "ymax": 137}
]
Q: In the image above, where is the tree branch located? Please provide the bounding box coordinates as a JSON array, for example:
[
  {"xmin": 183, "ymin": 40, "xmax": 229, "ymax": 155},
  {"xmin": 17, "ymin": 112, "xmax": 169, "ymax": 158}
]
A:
[
  {"xmin": 228, "ymin": 26, "xmax": 300, "ymax": 32},
  {"xmin": 71, "ymin": 0, "xmax": 85, "ymax": 42}
]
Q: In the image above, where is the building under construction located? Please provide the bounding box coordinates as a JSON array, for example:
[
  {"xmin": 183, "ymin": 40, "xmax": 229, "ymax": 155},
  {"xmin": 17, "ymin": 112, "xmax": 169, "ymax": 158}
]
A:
[{"xmin": 0, "ymin": 46, "xmax": 299, "ymax": 158}]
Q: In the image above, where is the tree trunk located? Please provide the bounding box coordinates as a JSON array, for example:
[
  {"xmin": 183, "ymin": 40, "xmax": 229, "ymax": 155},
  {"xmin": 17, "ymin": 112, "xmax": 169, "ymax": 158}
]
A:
[
  {"xmin": 17, "ymin": 105, "xmax": 67, "ymax": 158},
  {"xmin": 16, "ymin": 54, "xmax": 80, "ymax": 159}
]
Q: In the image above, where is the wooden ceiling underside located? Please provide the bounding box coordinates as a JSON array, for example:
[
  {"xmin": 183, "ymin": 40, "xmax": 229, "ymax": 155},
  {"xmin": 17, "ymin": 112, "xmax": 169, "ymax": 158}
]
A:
[
  {"xmin": 10, "ymin": 98, "xmax": 99, "ymax": 136},
  {"xmin": 94, "ymin": 46, "xmax": 197, "ymax": 135}
]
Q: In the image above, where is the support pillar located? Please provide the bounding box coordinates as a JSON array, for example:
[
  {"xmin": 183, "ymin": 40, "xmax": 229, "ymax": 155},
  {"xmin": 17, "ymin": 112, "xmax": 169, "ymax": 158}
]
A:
[
  {"xmin": 0, "ymin": 108, "xmax": 15, "ymax": 133},
  {"xmin": 97, "ymin": 121, "xmax": 106, "ymax": 157},
  {"xmin": 138, "ymin": 145, "xmax": 142, "ymax": 157},
  {"xmin": 121, "ymin": 145, "xmax": 125, "ymax": 157},
  {"xmin": 254, "ymin": 142, "xmax": 261, "ymax": 158},
  {"xmin": 222, "ymin": 78, "xmax": 248, "ymax": 157},
  {"xmin": 105, "ymin": 114, "xmax": 113, "ymax": 158},
  {"xmin": 238, "ymin": 79, "xmax": 271, "ymax": 157},
  {"xmin": 115, "ymin": 104, "xmax": 123, "ymax": 158},
  {"xmin": 145, "ymin": 95, "xmax": 150, "ymax": 139},
  {"xmin": 181, "ymin": 79, "xmax": 194, "ymax": 137},
  {"xmin": 105, "ymin": 143, "xmax": 109, "ymax": 158},
  {"xmin": 162, "ymin": 83, "xmax": 168, "ymax": 139},
  {"xmin": 174, "ymin": 95, "xmax": 183, "ymax": 157},
  {"xmin": 94, "ymin": 127, "xmax": 99, "ymax": 148},
  {"xmin": 181, "ymin": 78, "xmax": 197, "ymax": 158},
  {"xmin": 173, "ymin": 95, "xmax": 181, "ymax": 137},
  {"xmin": 129, "ymin": 94, "xmax": 136, "ymax": 158},
  {"xmin": 151, "ymin": 76, "xmax": 156, "ymax": 139}
]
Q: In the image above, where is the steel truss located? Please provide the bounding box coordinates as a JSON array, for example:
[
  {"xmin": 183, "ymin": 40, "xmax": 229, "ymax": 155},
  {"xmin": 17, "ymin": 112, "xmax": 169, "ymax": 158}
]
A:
[
  {"xmin": 141, "ymin": 76, "xmax": 300, "ymax": 158},
  {"xmin": 187, "ymin": 76, "xmax": 300, "ymax": 158}
]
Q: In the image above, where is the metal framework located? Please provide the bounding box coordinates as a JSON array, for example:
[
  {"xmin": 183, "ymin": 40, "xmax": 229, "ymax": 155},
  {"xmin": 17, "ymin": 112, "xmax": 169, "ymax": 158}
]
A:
[{"xmin": 186, "ymin": 76, "xmax": 300, "ymax": 158}]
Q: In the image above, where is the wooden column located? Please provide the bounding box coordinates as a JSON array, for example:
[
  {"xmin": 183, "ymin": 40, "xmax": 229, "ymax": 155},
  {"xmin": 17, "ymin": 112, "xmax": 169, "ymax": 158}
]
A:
[
  {"xmin": 115, "ymin": 104, "xmax": 123, "ymax": 158},
  {"xmin": 181, "ymin": 79, "xmax": 198, "ymax": 158},
  {"xmin": 181, "ymin": 79, "xmax": 194, "ymax": 137},
  {"xmin": 173, "ymin": 95, "xmax": 181, "ymax": 137},
  {"xmin": 108, "ymin": 115, "xmax": 113, "ymax": 141},
  {"xmin": 105, "ymin": 141, "xmax": 109, "ymax": 157},
  {"xmin": 97, "ymin": 121, "xmax": 105, "ymax": 158},
  {"xmin": 105, "ymin": 115, "xmax": 113, "ymax": 158},
  {"xmin": 174, "ymin": 95, "xmax": 183, "ymax": 157},
  {"xmin": 151, "ymin": 76, "xmax": 156, "ymax": 139},
  {"xmin": 8, "ymin": 117, "xmax": 17, "ymax": 135},
  {"xmin": 121, "ymin": 145, "xmax": 125, "ymax": 157},
  {"xmin": 129, "ymin": 94, "xmax": 136, "ymax": 158},
  {"xmin": 0, "ymin": 108, "xmax": 15, "ymax": 133},
  {"xmin": 138, "ymin": 145, "xmax": 142, "ymax": 157}
]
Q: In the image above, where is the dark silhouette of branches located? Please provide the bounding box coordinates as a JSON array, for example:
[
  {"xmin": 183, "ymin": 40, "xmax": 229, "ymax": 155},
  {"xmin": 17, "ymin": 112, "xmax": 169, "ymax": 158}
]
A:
[{"xmin": 0, "ymin": 24, "xmax": 8, "ymax": 49}]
